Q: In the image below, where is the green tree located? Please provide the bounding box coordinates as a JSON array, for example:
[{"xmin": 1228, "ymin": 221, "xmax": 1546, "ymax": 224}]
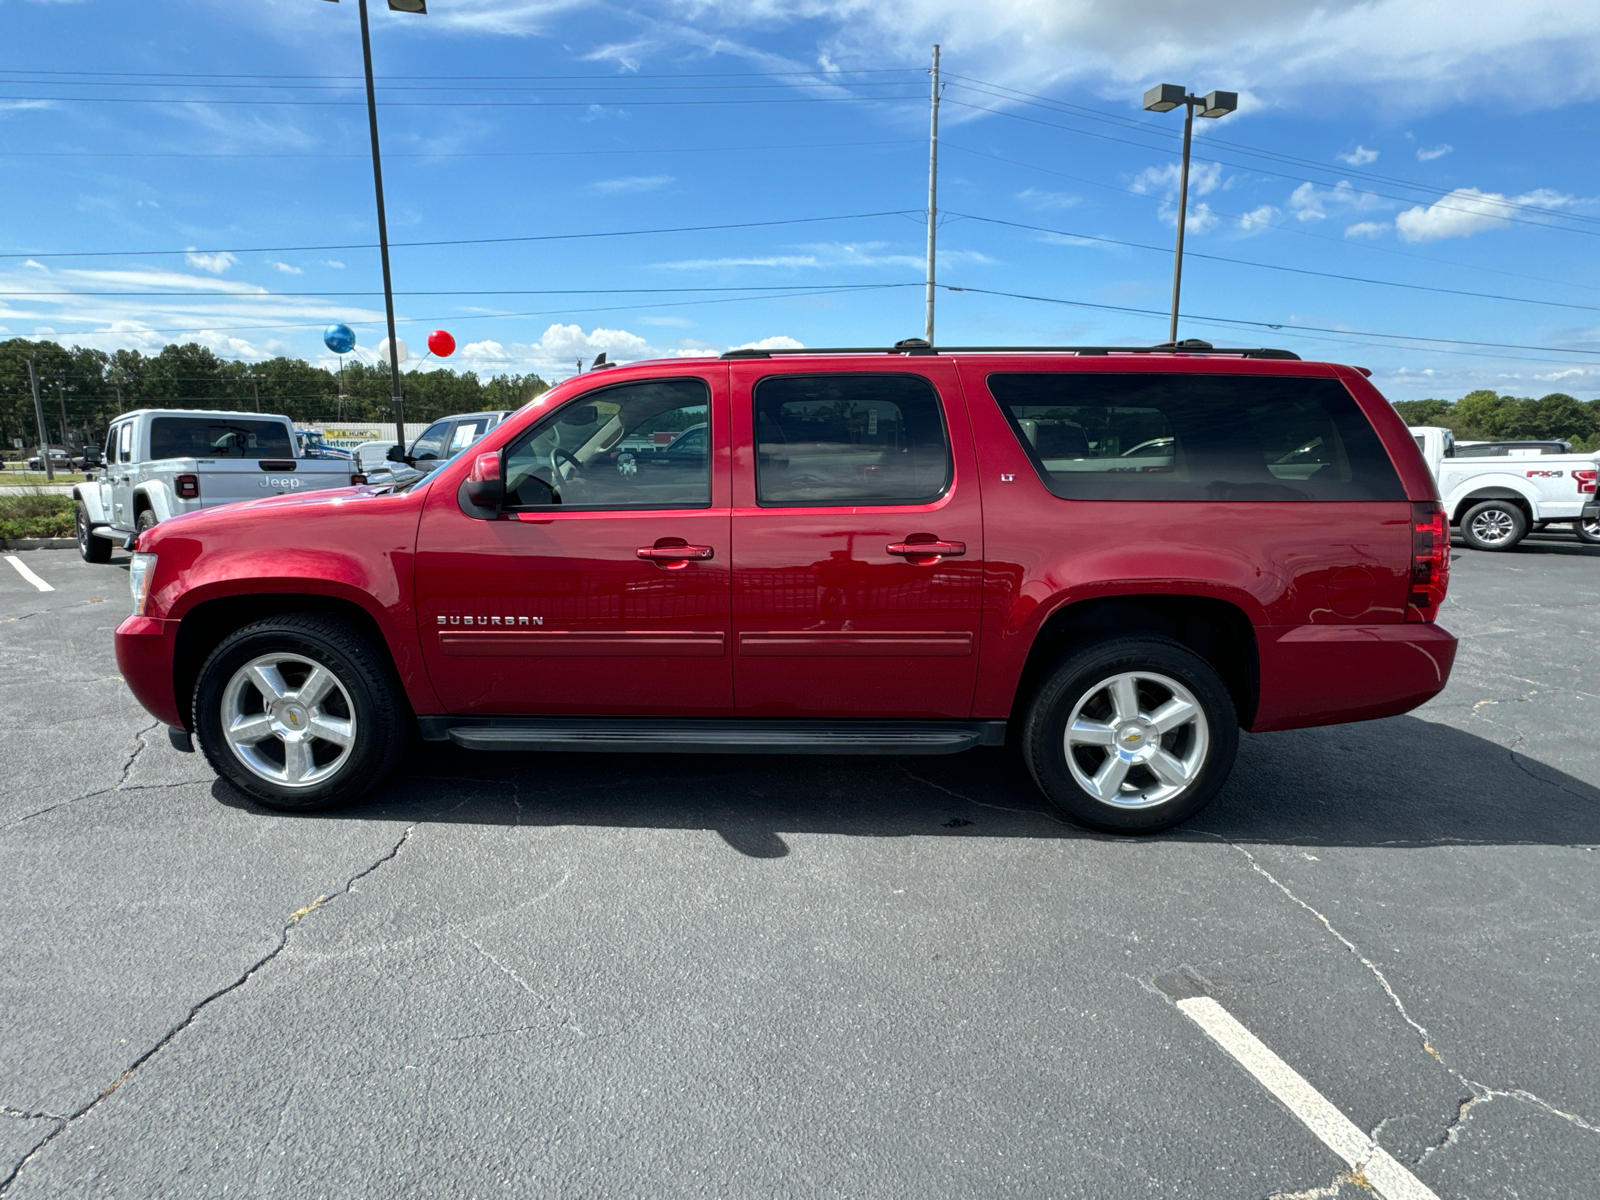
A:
[{"xmin": 1391, "ymin": 398, "xmax": 1453, "ymax": 426}]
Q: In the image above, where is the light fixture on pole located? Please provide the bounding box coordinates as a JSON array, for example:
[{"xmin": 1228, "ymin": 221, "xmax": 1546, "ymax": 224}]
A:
[
  {"xmin": 321, "ymin": 0, "xmax": 426, "ymax": 459},
  {"xmin": 1142, "ymin": 84, "xmax": 1237, "ymax": 346}
]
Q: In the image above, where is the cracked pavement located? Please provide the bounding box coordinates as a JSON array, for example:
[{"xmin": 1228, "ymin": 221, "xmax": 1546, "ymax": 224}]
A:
[{"xmin": 1, "ymin": 538, "xmax": 1596, "ymax": 1198}]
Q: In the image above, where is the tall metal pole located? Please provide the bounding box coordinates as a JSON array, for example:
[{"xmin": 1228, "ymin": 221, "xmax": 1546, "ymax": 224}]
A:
[
  {"xmin": 27, "ymin": 356, "xmax": 54, "ymax": 482},
  {"xmin": 57, "ymin": 384, "xmax": 70, "ymax": 452},
  {"xmin": 1167, "ymin": 97, "xmax": 1195, "ymax": 346},
  {"xmin": 924, "ymin": 44, "xmax": 941, "ymax": 345},
  {"xmin": 357, "ymin": 0, "xmax": 407, "ymax": 456}
]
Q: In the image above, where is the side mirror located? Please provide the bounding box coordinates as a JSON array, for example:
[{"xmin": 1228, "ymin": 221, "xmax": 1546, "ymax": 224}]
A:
[
  {"xmin": 386, "ymin": 444, "xmax": 407, "ymax": 463},
  {"xmin": 465, "ymin": 450, "xmax": 505, "ymax": 507}
]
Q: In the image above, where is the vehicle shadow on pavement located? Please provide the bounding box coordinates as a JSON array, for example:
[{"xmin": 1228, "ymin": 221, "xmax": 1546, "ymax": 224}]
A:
[{"xmin": 210, "ymin": 714, "xmax": 1600, "ymax": 855}]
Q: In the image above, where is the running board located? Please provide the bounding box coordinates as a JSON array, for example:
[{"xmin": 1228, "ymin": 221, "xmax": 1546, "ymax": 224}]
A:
[{"xmin": 420, "ymin": 717, "xmax": 1007, "ymax": 755}]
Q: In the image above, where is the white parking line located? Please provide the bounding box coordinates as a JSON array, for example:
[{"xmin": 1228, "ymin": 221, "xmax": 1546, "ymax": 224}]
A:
[
  {"xmin": 4, "ymin": 555, "xmax": 54, "ymax": 593},
  {"xmin": 1177, "ymin": 996, "xmax": 1441, "ymax": 1200}
]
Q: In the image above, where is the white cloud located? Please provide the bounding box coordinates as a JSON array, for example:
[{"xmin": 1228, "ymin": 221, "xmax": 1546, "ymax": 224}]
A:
[
  {"xmin": 1394, "ymin": 186, "xmax": 1574, "ymax": 242},
  {"xmin": 588, "ymin": 175, "xmax": 675, "ymax": 195},
  {"xmin": 1416, "ymin": 144, "xmax": 1454, "ymax": 161},
  {"xmin": 1345, "ymin": 221, "xmax": 1391, "ymax": 238},
  {"xmin": 1237, "ymin": 205, "xmax": 1279, "ymax": 234},
  {"xmin": 1337, "ymin": 145, "xmax": 1379, "ymax": 165},
  {"xmin": 1131, "ymin": 161, "xmax": 1224, "ymax": 232},
  {"xmin": 734, "ymin": 335, "xmax": 805, "ymax": 350},
  {"xmin": 1016, "ymin": 187, "xmax": 1080, "ymax": 211},
  {"xmin": 185, "ymin": 250, "xmax": 238, "ymax": 274},
  {"xmin": 1287, "ymin": 180, "xmax": 1387, "ymax": 223},
  {"xmin": 270, "ymin": 261, "xmax": 304, "ymax": 275},
  {"xmin": 323, "ymin": 260, "xmax": 346, "ymax": 269},
  {"xmin": 460, "ymin": 339, "xmax": 513, "ymax": 362},
  {"xmin": 653, "ymin": 241, "xmax": 991, "ymax": 271}
]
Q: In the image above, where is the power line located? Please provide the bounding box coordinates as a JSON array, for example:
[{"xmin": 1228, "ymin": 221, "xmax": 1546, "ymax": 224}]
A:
[
  {"xmin": 947, "ymin": 212, "xmax": 1600, "ymax": 314},
  {"xmin": 0, "ymin": 138, "xmax": 921, "ymax": 161},
  {"xmin": 0, "ymin": 209, "xmax": 921, "ymax": 261},
  {"xmin": 0, "ymin": 67, "xmax": 921, "ymax": 82},
  {"xmin": 0, "ymin": 92, "xmax": 926, "ymax": 109},
  {"xmin": 0, "ymin": 284, "xmax": 909, "ymax": 298},
  {"xmin": 940, "ymin": 284, "xmax": 1600, "ymax": 358}
]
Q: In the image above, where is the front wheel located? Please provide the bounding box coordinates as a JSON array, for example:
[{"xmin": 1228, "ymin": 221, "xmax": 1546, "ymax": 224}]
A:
[
  {"xmin": 1459, "ymin": 500, "xmax": 1528, "ymax": 551},
  {"xmin": 1575, "ymin": 517, "xmax": 1600, "ymax": 546},
  {"xmin": 76, "ymin": 502, "xmax": 111, "ymax": 563},
  {"xmin": 1022, "ymin": 638, "xmax": 1239, "ymax": 834},
  {"xmin": 193, "ymin": 614, "xmax": 408, "ymax": 811}
]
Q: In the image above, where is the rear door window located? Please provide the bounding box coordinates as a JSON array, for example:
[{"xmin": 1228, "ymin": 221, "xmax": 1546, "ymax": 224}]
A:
[
  {"xmin": 148, "ymin": 418, "xmax": 293, "ymax": 460},
  {"xmin": 989, "ymin": 373, "xmax": 1405, "ymax": 502},
  {"xmin": 753, "ymin": 373, "xmax": 951, "ymax": 506}
]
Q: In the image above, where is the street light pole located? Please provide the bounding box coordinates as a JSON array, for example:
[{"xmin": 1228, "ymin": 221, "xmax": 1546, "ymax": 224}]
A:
[
  {"xmin": 324, "ymin": 0, "xmax": 426, "ymax": 455},
  {"xmin": 1142, "ymin": 85, "xmax": 1237, "ymax": 345},
  {"xmin": 27, "ymin": 356, "xmax": 53, "ymax": 483},
  {"xmin": 924, "ymin": 44, "xmax": 941, "ymax": 345}
]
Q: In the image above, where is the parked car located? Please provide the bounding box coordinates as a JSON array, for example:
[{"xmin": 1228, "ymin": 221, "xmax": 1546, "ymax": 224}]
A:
[
  {"xmin": 73, "ymin": 409, "xmax": 367, "ymax": 562},
  {"xmin": 351, "ymin": 440, "xmax": 398, "ymax": 473},
  {"xmin": 1410, "ymin": 426, "xmax": 1600, "ymax": 548},
  {"xmin": 26, "ymin": 448, "xmax": 70, "ymax": 471},
  {"xmin": 361, "ymin": 409, "xmax": 514, "ymax": 488},
  {"xmin": 117, "ymin": 341, "xmax": 1456, "ymax": 834}
]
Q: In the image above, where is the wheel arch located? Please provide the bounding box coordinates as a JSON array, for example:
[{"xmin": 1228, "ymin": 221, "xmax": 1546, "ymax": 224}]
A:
[
  {"xmin": 72, "ymin": 484, "xmax": 109, "ymax": 525},
  {"xmin": 1450, "ymin": 487, "xmax": 1534, "ymax": 525},
  {"xmin": 173, "ymin": 593, "xmax": 400, "ymax": 732},
  {"xmin": 1011, "ymin": 594, "xmax": 1259, "ymax": 730}
]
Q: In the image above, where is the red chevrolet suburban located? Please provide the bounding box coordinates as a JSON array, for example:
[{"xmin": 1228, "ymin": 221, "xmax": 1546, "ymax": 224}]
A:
[{"xmin": 115, "ymin": 341, "xmax": 1455, "ymax": 833}]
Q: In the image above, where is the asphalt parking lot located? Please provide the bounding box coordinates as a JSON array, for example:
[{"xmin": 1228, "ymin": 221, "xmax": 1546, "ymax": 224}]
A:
[{"xmin": 2, "ymin": 536, "xmax": 1596, "ymax": 1199}]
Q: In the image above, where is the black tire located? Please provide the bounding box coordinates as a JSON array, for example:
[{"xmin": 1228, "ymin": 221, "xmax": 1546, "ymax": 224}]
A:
[
  {"xmin": 1575, "ymin": 517, "xmax": 1600, "ymax": 546},
  {"xmin": 1459, "ymin": 500, "xmax": 1528, "ymax": 551},
  {"xmin": 135, "ymin": 508, "xmax": 158, "ymax": 536},
  {"xmin": 76, "ymin": 502, "xmax": 111, "ymax": 563},
  {"xmin": 193, "ymin": 614, "xmax": 408, "ymax": 812},
  {"xmin": 1022, "ymin": 637, "xmax": 1239, "ymax": 834}
]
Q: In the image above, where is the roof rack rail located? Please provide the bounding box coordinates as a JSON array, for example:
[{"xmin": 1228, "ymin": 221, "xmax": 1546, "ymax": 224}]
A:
[{"xmin": 719, "ymin": 340, "xmax": 1300, "ymax": 361}]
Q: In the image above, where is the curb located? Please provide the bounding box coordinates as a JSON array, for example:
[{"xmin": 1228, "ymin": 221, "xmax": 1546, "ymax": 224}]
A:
[{"xmin": 0, "ymin": 539, "xmax": 76, "ymax": 551}]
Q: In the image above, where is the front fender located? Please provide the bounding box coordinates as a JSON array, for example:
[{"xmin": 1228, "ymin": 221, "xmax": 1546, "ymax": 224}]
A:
[{"xmin": 72, "ymin": 484, "xmax": 108, "ymax": 525}]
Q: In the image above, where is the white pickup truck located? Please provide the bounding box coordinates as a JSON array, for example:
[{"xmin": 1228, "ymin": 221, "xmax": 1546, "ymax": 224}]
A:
[
  {"xmin": 73, "ymin": 409, "xmax": 364, "ymax": 563},
  {"xmin": 1411, "ymin": 425, "xmax": 1600, "ymax": 550}
]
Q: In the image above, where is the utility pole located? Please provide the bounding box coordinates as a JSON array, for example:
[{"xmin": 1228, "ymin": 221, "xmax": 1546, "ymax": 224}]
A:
[
  {"xmin": 27, "ymin": 356, "xmax": 53, "ymax": 482},
  {"xmin": 252, "ymin": 381, "xmax": 260, "ymax": 413},
  {"xmin": 924, "ymin": 44, "xmax": 941, "ymax": 345},
  {"xmin": 357, "ymin": 0, "xmax": 408, "ymax": 456},
  {"xmin": 115, "ymin": 383, "xmax": 124, "ymax": 413},
  {"xmin": 57, "ymin": 383, "xmax": 70, "ymax": 452}
]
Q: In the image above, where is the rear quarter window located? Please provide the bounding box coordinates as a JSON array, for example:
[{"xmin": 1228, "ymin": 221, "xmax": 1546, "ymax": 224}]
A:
[
  {"xmin": 149, "ymin": 418, "xmax": 294, "ymax": 460},
  {"xmin": 989, "ymin": 372, "xmax": 1405, "ymax": 502}
]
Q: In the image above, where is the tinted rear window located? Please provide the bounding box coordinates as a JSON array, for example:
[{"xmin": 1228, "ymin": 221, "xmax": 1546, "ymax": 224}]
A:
[
  {"xmin": 149, "ymin": 418, "xmax": 294, "ymax": 459},
  {"xmin": 989, "ymin": 373, "xmax": 1405, "ymax": 502}
]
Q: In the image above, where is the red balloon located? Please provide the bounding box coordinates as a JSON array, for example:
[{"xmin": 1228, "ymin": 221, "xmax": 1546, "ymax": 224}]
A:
[{"xmin": 427, "ymin": 329, "xmax": 456, "ymax": 358}]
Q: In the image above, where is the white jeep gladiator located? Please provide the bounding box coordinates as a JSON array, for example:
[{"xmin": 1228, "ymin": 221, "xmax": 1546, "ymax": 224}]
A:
[
  {"xmin": 73, "ymin": 409, "xmax": 365, "ymax": 563},
  {"xmin": 1411, "ymin": 425, "xmax": 1600, "ymax": 550}
]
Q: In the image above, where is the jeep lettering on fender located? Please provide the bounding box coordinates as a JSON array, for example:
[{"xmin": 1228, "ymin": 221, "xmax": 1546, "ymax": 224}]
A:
[{"xmin": 114, "ymin": 342, "xmax": 1458, "ymax": 834}]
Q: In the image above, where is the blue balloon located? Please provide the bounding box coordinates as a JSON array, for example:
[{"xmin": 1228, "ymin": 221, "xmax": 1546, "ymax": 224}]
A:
[{"xmin": 323, "ymin": 323, "xmax": 356, "ymax": 354}]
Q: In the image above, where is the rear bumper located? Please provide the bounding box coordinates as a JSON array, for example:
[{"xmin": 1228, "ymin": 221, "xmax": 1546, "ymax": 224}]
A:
[
  {"xmin": 1251, "ymin": 621, "xmax": 1457, "ymax": 733},
  {"xmin": 115, "ymin": 614, "xmax": 184, "ymax": 729},
  {"xmin": 1583, "ymin": 501, "xmax": 1599, "ymax": 522}
]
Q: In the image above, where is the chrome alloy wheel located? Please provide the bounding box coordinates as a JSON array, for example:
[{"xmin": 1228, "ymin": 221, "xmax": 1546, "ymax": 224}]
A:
[
  {"xmin": 1583, "ymin": 517, "xmax": 1600, "ymax": 540},
  {"xmin": 220, "ymin": 653, "xmax": 356, "ymax": 789},
  {"xmin": 1063, "ymin": 671, "xmax": 1210, "ymax": 809},
  {"xmin": 1469, "ymin": 507, "xmax": 1517, "ymax": 546}
]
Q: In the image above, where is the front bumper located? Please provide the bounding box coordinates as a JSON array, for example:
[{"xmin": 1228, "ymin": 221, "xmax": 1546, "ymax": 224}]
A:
[
  {"xmin": 115, "ymin": 614, "xmax": 184, "ymax": 729},
  {"xmin": 1252, "ymin": 621, "xmax": 1458, "ymax": 733}
]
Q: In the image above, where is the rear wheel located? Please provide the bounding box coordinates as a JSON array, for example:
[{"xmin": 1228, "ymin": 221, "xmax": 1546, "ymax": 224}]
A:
[
  {"xmin": 1022, "ymin": 637, "xmax": 1239, "ymax": 834},
  {"xmin": 1575, "ymin": 517, "xmax": 1600, "ymax": 546},
  {"xmin": 1459, "ymin": 500, "xmax": 1527, "ymax": 551},
  {"xmin": 135, "ymin": 508, "xmax": 158, "ymax": 536},
  {"xmin": 193, "ymin": 614, "xmax": 407, "ymax": 811},
  {"xmin": 76, "ymin": 502, "xmax": 111, "ymax": 563}
]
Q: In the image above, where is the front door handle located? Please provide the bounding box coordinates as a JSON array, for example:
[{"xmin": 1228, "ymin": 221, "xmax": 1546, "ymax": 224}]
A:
[
  {"xmin": 637, "ymin": 542, "xmax": 714, "ymax": 570},
  {"xmin": 887, "ymin": 539, "xmax": 966, "ymax": 559}
]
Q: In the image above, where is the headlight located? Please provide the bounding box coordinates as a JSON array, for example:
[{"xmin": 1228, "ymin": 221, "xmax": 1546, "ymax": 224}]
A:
[{"xmin": 129, "ymin": 552, "xmax": 158, "ymax": 615}]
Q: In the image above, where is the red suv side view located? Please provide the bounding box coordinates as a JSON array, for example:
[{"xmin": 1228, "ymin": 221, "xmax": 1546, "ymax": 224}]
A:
[{"xmin": 115, "ymin": 342, "xmax": 1455, "ymax": 833}]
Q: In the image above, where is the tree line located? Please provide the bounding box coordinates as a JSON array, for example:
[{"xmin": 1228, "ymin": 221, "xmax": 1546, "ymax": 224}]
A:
[
  {"xmin": 1391, "ymin": 390, "xmax": 1600, "ymax": 451},
  {"xmin": 1, "ymin": 338, "xmax": 550, "ymax": 454}
]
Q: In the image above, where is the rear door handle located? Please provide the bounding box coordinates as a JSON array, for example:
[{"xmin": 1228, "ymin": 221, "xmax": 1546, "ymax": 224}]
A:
[{"xmin": 886, "ymin": 540, "xmax": 966, "ymax": 558}]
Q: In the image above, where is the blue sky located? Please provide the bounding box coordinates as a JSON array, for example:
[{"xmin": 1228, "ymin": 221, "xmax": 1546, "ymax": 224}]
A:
[{"xmin": 2, "ymin": 0, "xmax": 1599, "ymax": 398}]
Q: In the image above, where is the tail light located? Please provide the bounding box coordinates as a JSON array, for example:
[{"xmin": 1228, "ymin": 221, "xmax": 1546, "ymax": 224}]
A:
[
  {"xmin": 1406, "ymin": 501, "xmax": 1449, "ymax": 623},
  {"xmin": 350, "ymin": 473, "xmax": 368, "ymax": 486},
  {"xmin": 175, "ymin": 474, "xmax": 200, "ymax": 500},
  {"xmin": 1576, "ymin": 469, "xmax": 1597, "ymax": 495}
]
